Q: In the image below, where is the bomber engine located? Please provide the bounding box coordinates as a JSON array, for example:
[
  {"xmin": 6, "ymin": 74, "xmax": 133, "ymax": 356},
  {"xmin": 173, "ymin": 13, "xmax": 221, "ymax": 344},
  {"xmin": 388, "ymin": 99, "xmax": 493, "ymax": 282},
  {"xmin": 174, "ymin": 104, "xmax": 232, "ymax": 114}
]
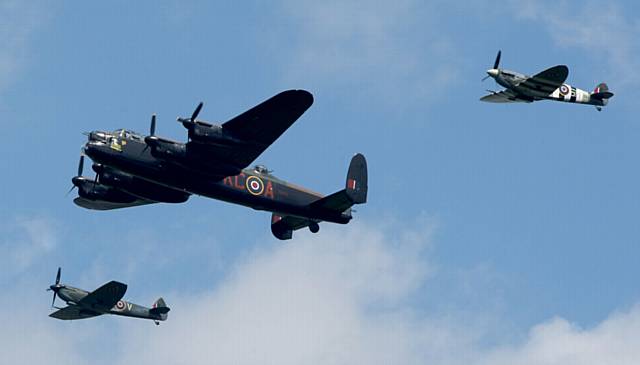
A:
[
  {"xmin": 93, "ymin": 165, "xmax": 189, "ymax": 203},
  {"xmin": 72, "ymin": 176, "xmax": 138, "ymax": 204},
  {"xmin": 183, "ymin": 122, "xmax": 242, "ymax": 146},
  {"xmin": 144, "ymin": 136, "xmax": 187, "ymax": 161}
]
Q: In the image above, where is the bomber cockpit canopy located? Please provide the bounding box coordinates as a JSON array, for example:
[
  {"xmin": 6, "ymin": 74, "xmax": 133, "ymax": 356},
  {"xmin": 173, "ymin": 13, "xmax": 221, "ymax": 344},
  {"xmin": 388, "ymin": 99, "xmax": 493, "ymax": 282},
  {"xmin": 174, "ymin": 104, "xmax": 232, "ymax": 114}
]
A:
[{"xmin": 112, "ymin": 129, "xmax": 144, "ymax": 142}]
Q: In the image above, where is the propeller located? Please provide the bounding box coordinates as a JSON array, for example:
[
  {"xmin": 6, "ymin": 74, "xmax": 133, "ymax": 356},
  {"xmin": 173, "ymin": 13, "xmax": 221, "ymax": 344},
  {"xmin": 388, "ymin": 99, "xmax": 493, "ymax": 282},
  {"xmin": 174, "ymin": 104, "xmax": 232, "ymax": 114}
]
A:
[
  {"xmin": 190, "ymin": 102, "xmax": 203, "ymax": 123},
  {"xmin": 177, "ymin": 102, "xmax": 204, "ymax": 128},
  {"xmin": 77, "ymin": 154, "xmax": 84, "ymax": 176},
  {"xmin": 482, "ymin": 50, "xmax": 502, "ymax": 82},
  {"xmin": 47, "ymin": 267, "xmax": 62, "ymax": 308},
  {"xmin": 142, "ymin": 113, "xmax": 158, "ymax": 155},
  {"xmin": 150, "ymin": 114, "xmax": 156, "ymax": 136},
  {"xmin": 66, "ymin": 154, "xmax": 85, "ymax": 196}
]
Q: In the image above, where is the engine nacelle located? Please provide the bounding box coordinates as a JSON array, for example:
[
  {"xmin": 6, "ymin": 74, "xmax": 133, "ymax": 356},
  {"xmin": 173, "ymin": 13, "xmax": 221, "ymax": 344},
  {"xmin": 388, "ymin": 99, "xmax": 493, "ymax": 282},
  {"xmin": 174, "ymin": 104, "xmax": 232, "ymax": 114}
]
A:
[
  {"xmin": 95, "ymin": 167, "xmax": 189, "ymax": 203},
  {"xmin": 73, "ymin": 176, "xmax": 138, "ymax": 203},
  {"xmin": 146, "ymin": 137, "xmax": 187, "ymax": 161},
  {"xmin": 189, "ymin": 123, "xmax": 241, "ymax": 146}
]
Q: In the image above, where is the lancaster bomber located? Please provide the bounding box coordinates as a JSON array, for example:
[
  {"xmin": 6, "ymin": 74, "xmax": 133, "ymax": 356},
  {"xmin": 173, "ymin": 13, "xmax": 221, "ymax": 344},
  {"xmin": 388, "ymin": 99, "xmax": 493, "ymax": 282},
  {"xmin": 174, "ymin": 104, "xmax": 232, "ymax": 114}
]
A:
[
  {"xmin": 70, "ymin": 90, "xmax": 368, "ymax": 240},
  {"xmin": 481, "ymin": 50, "xmax": 614, "ymax": 110},
  {"xmin": 48, "ymin": 268, "xmax": 169, "ymax": 325}
]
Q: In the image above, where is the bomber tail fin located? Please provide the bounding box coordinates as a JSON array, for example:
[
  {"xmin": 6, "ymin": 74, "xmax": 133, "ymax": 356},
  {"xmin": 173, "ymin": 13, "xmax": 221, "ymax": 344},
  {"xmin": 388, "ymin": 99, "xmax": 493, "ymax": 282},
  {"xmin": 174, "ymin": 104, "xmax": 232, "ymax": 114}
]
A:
[
  {"xmin": 345, "ymin": 153, "xmax": 368, "ymax": 204},
  {"xmin": 269, "ymin": 154, "xmax": 368, "ymax": 240},
  {"xmin": 150, "ymin": 297, "xmax": 170, "ymax": 321}
]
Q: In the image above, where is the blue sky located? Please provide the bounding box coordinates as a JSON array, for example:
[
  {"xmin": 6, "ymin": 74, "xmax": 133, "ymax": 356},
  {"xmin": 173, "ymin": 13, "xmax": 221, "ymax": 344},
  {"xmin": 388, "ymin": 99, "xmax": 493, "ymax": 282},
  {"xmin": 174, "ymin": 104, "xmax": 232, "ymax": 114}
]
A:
[{"xmin": 1, "ymin": 1, "xmax": 639, "ymax": 364}]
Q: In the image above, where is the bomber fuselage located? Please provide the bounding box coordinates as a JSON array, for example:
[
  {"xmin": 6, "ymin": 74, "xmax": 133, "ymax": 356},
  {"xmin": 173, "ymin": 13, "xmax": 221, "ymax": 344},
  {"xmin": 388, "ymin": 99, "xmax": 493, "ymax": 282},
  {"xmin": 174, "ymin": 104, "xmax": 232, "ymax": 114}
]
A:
[{"xmin": 82, "ymin": 130, "xmax": 351, "ymax": 224}]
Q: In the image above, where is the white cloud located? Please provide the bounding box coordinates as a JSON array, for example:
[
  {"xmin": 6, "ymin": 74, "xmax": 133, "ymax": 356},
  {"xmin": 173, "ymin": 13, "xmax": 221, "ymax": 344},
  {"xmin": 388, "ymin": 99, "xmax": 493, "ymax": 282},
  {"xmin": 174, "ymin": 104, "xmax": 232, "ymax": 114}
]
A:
[
  {"xmin": 480, "ymin": 306, "xmax": 640, "ymax": 365},
  {"xmin": 508, "ymin": 0, "xmax": 640, "ymax": 89},
  {"xmin": 267, "ymin": 0, "xmax": 460, "ymax": 108},
  {"xmin": 106, "ymin": 219, "xmax": 639, "ymax": 365},
  {"xmin": 1, "ymin": 217, "xmax": 638, "ymax": 365},
  {"xmin": 114, "ymin": 220, "xmax": 446, "ymax": 365}
]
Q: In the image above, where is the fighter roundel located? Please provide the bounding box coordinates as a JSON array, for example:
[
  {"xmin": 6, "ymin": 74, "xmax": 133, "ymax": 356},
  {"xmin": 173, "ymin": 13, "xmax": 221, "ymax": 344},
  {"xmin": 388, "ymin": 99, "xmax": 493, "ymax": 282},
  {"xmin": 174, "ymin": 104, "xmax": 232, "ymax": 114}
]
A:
[{"xmin": 246, "ymin": 176, "xmax": 265, "ymax": 196}]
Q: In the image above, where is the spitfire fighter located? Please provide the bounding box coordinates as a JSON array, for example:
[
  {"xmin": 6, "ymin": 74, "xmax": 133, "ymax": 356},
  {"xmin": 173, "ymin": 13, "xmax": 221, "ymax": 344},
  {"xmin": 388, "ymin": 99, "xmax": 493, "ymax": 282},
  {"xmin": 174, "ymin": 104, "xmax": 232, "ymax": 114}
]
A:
[
  {"xmin": 70, "ymin": 90, "xmax": 368, "ymax": 240},
  {"xmin": 47, "ymin": 268, "xmax": 169, "ymax": 325},
  {"xmin": 481, "ymin": 51, "xmax": 614, "ymax": 111}
]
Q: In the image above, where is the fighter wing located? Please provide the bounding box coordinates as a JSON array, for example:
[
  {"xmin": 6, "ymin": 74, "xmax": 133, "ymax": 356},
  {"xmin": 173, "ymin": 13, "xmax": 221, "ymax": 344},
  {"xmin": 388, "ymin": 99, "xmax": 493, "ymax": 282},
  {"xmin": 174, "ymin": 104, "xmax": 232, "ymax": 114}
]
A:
[
  {"xmin": 73, "ymin": 197, "xmax": 156, "ymax": 210},
  {"xmin": 77, "ymin": 281, "xmax": 128, "ymax": 311},
  {"xmin": 189, "ymin": 90, "xmax": 313, "ymax": 169},
  {"xmin": 518, "ymin": 65, "xmax": 569, "ymax": 96},
  {"xmin": 49, "ymin": 305, "xmax": 102, "ymax": 320},
  {"xmin": 480, "ymin": 89, "xmax": 532, "ymax": 103}
]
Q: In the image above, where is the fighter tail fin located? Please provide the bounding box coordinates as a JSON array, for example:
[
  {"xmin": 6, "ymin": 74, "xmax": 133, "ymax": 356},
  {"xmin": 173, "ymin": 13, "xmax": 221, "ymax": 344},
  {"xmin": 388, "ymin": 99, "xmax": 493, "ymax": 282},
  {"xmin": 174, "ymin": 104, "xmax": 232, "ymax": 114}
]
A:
[
  {"xmin": 150, "ymin": 297, "xmax": 170, "ymax": 321},
  {"xmin": 591, "ymin": 82, "xmax": 614, "ymax": 101}
]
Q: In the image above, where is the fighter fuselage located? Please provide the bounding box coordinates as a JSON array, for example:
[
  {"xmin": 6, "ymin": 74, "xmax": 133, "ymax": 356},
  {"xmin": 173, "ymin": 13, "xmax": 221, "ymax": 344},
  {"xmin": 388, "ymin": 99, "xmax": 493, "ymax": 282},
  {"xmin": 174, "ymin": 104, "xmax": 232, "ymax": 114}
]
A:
[
  {"xmin": 486, "ymin": 68, "xmax": 606, "ymax": 106},
  {"xmin": 52, "ymin": 285, "xmax": 162, "ymax": 320}
]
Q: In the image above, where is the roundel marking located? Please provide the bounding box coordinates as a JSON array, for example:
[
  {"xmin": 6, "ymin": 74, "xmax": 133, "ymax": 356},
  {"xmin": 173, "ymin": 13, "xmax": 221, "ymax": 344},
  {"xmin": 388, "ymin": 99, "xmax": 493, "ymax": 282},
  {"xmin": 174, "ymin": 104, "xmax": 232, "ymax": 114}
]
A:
[
  {"xmin": 246, "ymin": 176, "xmax": 265, "ymax": 196},
  {"xmin": 560, "ymin": 84, "xmax": 570, "ymax": 95},
  {"xmin": 116, "ymin": 300, "xmax": 126, "ymax": 310}
]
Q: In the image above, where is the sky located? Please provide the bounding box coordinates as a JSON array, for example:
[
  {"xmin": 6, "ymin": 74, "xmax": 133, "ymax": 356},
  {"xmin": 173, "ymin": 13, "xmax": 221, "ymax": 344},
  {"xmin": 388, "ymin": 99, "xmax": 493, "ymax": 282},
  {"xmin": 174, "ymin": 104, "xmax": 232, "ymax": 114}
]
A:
[{"xmin": 1, "ymin": 0, "xmax": 640, "ymax": 364}]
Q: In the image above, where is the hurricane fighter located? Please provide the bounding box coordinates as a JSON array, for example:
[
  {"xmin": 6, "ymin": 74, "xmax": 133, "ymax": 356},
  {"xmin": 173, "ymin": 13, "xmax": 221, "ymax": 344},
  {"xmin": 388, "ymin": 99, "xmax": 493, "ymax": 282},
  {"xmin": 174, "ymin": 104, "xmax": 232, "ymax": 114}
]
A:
[
  {"xmin": 47, "ymin": 268, "xmax": 169, "ymax": 325},
  {"xmin": 70, "ymin": 90, "xmax": 368, "ymax": 240},
  {"xmin": 481, "ymin": 50, "xmax": 614, "ymax": 111}
]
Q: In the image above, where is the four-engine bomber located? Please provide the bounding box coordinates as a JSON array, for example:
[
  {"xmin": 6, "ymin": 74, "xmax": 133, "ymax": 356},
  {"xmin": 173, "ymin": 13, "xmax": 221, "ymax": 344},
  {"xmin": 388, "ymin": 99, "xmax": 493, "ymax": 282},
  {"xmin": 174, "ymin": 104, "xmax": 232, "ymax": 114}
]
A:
[{"xmin": 70, "ymin": 90, "xmax": 368, "ymax": 240}]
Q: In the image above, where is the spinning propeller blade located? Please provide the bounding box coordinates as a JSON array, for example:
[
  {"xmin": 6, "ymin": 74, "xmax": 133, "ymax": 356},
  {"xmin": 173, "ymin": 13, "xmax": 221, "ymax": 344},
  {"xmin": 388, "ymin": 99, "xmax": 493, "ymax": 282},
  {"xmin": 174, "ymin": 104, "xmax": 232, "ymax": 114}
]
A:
[{"xmin": 55, "ymin": 267, "xmax": 61, "ymax": 285}]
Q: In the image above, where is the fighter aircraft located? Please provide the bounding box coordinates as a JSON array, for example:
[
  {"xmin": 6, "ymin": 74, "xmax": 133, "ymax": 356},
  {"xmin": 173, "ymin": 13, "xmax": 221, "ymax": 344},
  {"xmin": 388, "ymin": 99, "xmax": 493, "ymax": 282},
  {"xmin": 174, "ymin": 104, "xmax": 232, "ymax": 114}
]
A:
[
  {"xmin": 481, "ymin": 50, "xmax": 614, "ymax": 111},
  {"xmin": 70, "ymin": 90, "xmax": 368, "ymax": 240},
  {"xmin": 47, "ymin": 268, "xmax": 169, "ymax": 325}
]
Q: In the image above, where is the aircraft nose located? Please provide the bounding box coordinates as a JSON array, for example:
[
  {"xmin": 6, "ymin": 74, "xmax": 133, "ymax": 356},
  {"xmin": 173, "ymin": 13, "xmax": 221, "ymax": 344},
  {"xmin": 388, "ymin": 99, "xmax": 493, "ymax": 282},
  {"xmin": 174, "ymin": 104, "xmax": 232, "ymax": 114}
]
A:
[{"xmin": 487, "ymin": 69, "xmax": 499, "ymax": 77}]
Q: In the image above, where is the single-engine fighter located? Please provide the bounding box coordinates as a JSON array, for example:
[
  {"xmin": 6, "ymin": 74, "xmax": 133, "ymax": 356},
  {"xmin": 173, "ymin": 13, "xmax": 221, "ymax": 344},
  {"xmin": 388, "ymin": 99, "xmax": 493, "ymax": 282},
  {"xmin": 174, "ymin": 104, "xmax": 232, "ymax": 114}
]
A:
[
  {"xmin": 481, "ymin": 50, "xmax": 614, "ymax": 111},
  {"xmin": 70, "ymin": 90, "xmax": 368, "ymax": 240},
  {"xmin": 47, "ymin": 268, "xmax": 169, "ymax": 325}
]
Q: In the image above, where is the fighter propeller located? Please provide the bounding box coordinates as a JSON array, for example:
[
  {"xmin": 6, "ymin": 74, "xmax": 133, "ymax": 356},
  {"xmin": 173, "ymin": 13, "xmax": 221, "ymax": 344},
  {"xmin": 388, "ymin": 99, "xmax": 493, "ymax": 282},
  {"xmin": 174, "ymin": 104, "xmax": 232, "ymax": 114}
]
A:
[
  {"xmin": 46, "ymin": 267, "xmax": 63, "ymax": 308},
  {"xmin": 482, "ymin": 50, "xmax": 501, "ymax": 81}
]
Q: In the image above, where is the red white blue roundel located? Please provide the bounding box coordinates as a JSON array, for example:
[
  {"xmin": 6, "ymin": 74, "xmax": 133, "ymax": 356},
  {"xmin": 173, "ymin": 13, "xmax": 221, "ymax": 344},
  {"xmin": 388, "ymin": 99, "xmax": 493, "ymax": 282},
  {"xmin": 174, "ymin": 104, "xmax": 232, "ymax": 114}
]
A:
[
  {"xmin": 116, "ymin": 300, "xmax": 126, "ymax": 310},
  {"xmin": 560, "ymin": 84, "xmax": 570, "ymax": 95},
  {"xmin": 246, "ymin": 176, "xmax": 264, "ymax": 196}
]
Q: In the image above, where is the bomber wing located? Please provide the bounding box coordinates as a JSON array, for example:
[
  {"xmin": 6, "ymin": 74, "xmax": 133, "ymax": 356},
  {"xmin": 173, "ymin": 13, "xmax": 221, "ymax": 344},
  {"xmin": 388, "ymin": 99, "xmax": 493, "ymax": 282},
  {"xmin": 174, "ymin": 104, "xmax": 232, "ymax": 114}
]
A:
[
  {"xmin": 73, "ymin": 197, "xmax": 155, "ymax": 210},
  {"xmin": 188, "ymin": 90, "xmax": 314, "ymax": 169},
  {"xmin": 49, "ymin": 305, "xmax": 102, "ymax": 320},
  {"xmin": 480, "ymin": 89, "xmax": 532, "ymax": 103},
  {"xmin": 77, "ymin": 281, "xmax": 128, "ymax": 311},
  {"xmin": 518, "ymin": 65, "xmax": 569, "ymax": 96}
]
